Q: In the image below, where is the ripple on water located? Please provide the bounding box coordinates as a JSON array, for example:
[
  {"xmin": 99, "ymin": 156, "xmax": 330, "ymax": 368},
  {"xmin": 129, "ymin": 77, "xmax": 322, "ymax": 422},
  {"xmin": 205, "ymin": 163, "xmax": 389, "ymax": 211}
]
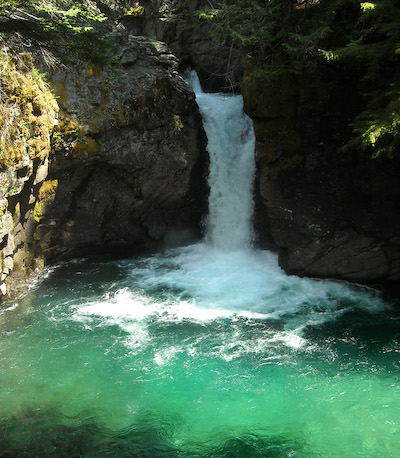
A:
[{"xmin": 0, "ymin": 250, "xmax": 398, "ymax": 457}]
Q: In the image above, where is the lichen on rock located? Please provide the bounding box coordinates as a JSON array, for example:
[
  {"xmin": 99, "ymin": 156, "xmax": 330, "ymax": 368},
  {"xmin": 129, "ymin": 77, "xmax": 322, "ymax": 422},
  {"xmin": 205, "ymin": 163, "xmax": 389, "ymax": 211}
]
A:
[
  {"xmin": 0, "ymin": 48, "xmax": 59, "ymax": 299},
  {"xmin": 0, "ymin": 51, "xmax": 58, "ymax": 167}
]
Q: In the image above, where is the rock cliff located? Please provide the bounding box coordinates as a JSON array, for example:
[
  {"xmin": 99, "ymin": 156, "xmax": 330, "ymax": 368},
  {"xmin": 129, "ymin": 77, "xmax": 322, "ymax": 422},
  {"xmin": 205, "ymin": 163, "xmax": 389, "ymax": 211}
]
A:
[
  {"xmin": 36, "ymin": 32, "xmax": 206, "ymax": 263},
  {"xmin": 0, "ymin": 51, "xmax": 59, "ymax": 297},
  {"xmin": 119, "ymin": 0, "xmax": 244, "ymax": 91},
  {"xmin": 243, "ymin": 67, "xmax": 400, "ymax": 282},
  {"xmin": 140, "ymin": 0, "xmax": 400, "ymax": 283},
  {"xmin": 0, "ymin": 28, "xmax": 207, "ymax": 300},
  {"xmin": 2, "ymin": 0, "xmax": 399, "ymax": 297}
]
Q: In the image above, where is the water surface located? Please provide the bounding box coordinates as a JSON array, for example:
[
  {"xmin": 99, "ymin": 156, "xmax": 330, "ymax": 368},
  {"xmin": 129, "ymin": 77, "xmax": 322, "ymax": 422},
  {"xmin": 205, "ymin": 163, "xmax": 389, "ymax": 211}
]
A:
[
  {"xmin": 0, "ymin": 72, "xmax": 399, "ymax": 457},
  {"xmin": 0, "ymin": 252, "xmax": 399, "ymax": 456}
]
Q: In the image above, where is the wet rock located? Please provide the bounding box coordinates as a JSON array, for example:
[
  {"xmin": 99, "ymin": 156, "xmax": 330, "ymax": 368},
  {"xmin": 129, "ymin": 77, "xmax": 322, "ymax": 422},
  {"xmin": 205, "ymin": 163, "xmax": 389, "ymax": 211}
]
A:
[{"xmin": 0, "ymin": 31, "xmax": 207, "ymax": 301}]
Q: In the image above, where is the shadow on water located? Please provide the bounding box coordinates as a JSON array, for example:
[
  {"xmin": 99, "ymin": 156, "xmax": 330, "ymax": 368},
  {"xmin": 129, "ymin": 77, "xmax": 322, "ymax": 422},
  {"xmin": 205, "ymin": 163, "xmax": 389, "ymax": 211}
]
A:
[
  {"xmin": 202, "ymin": 433, "xmax": 304, "ymax": 457},
  {"xmin": 0, "ymin": 408, "xmax": 177, "ymax": 457},
  {"xmin": 304, "ymin": 303, "xmax": 400, "ymax": 344},
  {"xmin": 301, "ymin": 301, "xmax": 400, "ymax": 376},
  {"xmin": 0, "ymin": 408, "xmax": 306, "ymax": 457}
]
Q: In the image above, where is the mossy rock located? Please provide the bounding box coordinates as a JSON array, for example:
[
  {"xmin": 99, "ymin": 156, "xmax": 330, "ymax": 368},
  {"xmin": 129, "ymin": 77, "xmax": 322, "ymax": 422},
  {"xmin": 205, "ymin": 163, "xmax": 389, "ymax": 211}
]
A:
[
  {"xmin": 34, "ymin": 179, "xmax": 58, "ymax": 223},
  {"xmin": 71, "ymin": 136, "xmax": 99, "ymax": 156},
  {"xmin": 0, "ymin": 50, "xmax": 58, "ymax": 168}
]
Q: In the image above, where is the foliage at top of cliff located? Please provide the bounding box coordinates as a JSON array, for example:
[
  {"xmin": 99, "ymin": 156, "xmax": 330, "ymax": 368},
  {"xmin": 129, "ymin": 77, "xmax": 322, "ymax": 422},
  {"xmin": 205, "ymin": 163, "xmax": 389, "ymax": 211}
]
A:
[
  {"xmin": 0, "ymin": 0, "xmax": 143, "ymax": 168},
  {"xmin": 196, "ymin": 0, "xmax": 400, "ymax": 158},
  {"xmin": 0, "ymin": 0, "xmax": 119, "ymax": 62}
]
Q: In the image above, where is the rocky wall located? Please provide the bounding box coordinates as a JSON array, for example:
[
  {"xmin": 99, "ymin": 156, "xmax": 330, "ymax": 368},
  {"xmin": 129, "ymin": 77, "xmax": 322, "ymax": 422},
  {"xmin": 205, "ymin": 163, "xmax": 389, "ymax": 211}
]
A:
[
  {"xmin": 119, "ymin": 0, "xmax": 244, "ymax": 92},
  {"xmin": 0, "ymin": 155, "xmax": 53, "ymax": 298},
  {"xmin": 0, "ymin": 50, "xmax": 59, "ymax": 298},
  {"xmin": 0, "ymin": 32, "xmax": 207, "ymax": 301},
  {"xmin": 243, "ymin": 65, "xmax": 400, "ymax": 282},
  {"xmin": 35, "ymin": 33, "xmax": 207, "ymax": 263}
]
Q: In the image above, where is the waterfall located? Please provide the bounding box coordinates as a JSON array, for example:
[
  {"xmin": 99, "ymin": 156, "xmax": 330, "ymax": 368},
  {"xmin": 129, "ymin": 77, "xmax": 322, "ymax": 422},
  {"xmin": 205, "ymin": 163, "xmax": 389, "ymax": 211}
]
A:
[
  {"xmin": 184, "ymin": 71, "xmax": 256, "ymax": 250},
  {"xmin": 0, "ymin": 70, "xmax": 394, "ymax": 458}
]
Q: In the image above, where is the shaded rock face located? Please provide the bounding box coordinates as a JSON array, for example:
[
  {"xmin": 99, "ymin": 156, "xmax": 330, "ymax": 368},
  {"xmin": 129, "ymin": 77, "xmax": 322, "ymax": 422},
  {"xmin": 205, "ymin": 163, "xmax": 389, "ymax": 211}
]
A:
[
  {"xmin": 244, "ymin": 68, "xmax": 400, "ymax": 282},
  {"xmin": 0, "ymin": 156, "xmax": 53, "ymax": 297},
  {"xmin": 36, "ymin": 33, "xmax": 207, "ymax": 262},
  {"xmin": 258, "ymin": 149, "xmax": 400, "ymax": 281},
  {"xmin": 120, "ymin": 0, "xmax": 244, "ymax": 91}
]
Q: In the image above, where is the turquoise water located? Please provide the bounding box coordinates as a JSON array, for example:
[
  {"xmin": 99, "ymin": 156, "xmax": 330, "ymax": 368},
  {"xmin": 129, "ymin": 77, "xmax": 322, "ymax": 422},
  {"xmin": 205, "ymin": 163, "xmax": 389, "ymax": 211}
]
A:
[
  {"xmin": 0, "ymin": 248, "xmax": 399, "ymax": 457},
  {"xmin": 1, "ymin": 72, "xmax": 399, "ymax": 456}
]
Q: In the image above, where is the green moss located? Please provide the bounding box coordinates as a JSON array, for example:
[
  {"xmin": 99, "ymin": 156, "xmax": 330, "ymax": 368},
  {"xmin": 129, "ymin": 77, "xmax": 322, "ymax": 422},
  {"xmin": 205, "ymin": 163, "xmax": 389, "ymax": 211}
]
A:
[
  {"xmin": 173, "ymin": 114, "xmax": 184, "ymax": 130},
  {"xmin": 38, "ymin": 179, "xmax": 58, "ymax": 200},
  {"xmin": 360, "ymin": 2, "xmax": 376, "ymax": 12},
  {"xmin": 52, "ymin": 81, "xmax": 69, "ymax": 106},
  {"xmin": 0, "ymin": 51, "xmax": 58, "ymax": 168},
  {"xmin": 71, "ymin": 136, "xmax": 99, "ymax": 156},
  {"xmin": 34, "ymin": 179, "xmax": 58, "ymax": 223},
  {"xmin": 124, "ymin": 6, "xmax": 145, "ymax": 17},
  {"xmin": 33, "ymin": 200, "xmax": 43, "ymax": 223},
  {"xmin": 51, "ymin": 115, "xmax": 85, "ymax": 151}
]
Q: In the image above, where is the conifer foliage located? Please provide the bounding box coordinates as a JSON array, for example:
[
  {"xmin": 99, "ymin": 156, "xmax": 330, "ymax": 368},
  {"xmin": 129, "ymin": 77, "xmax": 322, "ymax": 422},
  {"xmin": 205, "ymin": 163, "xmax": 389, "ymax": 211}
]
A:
[{"xmin": 196, "ymin": 0, "xmax": 400, "ymax": 158}]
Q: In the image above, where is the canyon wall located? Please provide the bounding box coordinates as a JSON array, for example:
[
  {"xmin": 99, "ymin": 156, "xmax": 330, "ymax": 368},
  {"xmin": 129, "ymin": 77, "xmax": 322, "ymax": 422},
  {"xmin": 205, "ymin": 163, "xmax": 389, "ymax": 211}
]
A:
[
  {"xmin": 243, "ymin": 68, "xmax": 400, "ymax": 281},
  {"xmin": 141, "ymin": 0, "xmax": 400, "ymax": 282},
  {"xmin": 0, "ymin": 28, "xmax": 207, "ymax": 300},
  {"xmin": 2, "ymin": 0, "xmax": 399, "ymax": 303}
]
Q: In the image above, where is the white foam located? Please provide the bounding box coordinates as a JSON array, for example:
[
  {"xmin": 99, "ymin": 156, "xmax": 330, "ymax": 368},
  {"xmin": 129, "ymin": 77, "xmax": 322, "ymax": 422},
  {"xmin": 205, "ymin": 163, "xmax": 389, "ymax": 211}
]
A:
[
  {"xmin": 270, "ymin": 331, "xmax": 307, "ymax": 350},
  {"xmin": 65, "ymin": 240, "xmax": 389, "ymax": 368},
  {"xmin": 73, "ymin": 286, "xmax": 254, "ymax": 326},
  {"xmin": 185, "ymin": 70, "xmax": 256, "ymax": 250},
  {"xmin": 71, "ymin": 241, "xmax": 388, "ymax": 338},
  {"xmin": 154, "ymin": 346, "xmax": 182, "ymax": 366},
  {"xmin": 0, "ymin": 302, "xmax": 19, "ymax": 318}
]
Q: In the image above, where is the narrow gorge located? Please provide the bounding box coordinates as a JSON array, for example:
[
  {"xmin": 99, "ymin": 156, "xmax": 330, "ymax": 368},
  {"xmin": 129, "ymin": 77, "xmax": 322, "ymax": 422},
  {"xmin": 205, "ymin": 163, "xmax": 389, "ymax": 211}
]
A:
[
  {"xmin": 0, "ymin": 66, "xmax": 398, "ymax": 457},
  {"xmin": 0, "ymin": 0, "xmax": 399, "ymax": 456},
  {"xmin": 1, "ymin": 0, "xmax": 400, "ymax": 300}
]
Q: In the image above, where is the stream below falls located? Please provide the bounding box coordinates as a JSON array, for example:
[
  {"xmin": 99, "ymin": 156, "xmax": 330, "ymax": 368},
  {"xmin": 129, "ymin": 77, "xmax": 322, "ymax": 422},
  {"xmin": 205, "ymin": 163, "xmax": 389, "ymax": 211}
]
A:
[{"xmin": 0, "ymin": 72, "xmax": 399, "ymax": 457}]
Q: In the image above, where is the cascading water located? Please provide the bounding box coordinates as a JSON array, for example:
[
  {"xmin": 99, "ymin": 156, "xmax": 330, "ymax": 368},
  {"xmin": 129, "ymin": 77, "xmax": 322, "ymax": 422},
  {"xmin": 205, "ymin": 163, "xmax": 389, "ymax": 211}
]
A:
[
  {"xmin": 0, "ymin": 72, "xmax": 399, "ymax": 457},
  {"xmin": 185, "ymin": 71, "xmax": 256, "ymax": 249}
]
